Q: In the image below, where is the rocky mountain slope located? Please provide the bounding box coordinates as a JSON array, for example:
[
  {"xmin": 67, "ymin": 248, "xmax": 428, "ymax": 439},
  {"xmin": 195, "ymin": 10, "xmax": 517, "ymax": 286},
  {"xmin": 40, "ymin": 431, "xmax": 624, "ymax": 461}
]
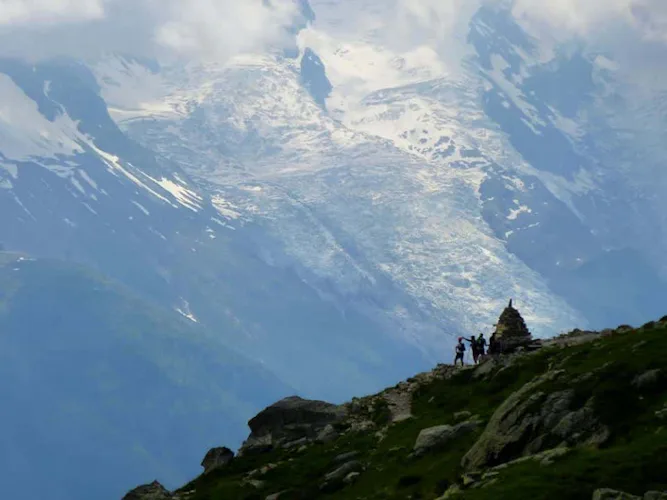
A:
[{"xmin": 124, "ymin": 309, "xmax": 667, "ymax": 499}]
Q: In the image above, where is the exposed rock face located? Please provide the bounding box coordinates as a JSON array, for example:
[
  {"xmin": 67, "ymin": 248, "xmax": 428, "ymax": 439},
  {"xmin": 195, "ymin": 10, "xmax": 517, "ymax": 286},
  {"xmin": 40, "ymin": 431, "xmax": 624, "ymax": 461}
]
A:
[
  {"xmin": 489, "ymin": 300, "xmax": 537, "ymax": 355},
  {"xmin": 315, "ymin": 424, "xmax": 339, "ymax": 443},
  {"xmin": 122, "ymin": 481, "xmax": 171, "ymax": 500},
  {"xmin": 201, "ymin": 447, "xmax": 234, "ymax": 474},
  {"xmin": 324, "ymin": 460, "xmax": 363, "ymax": 483},
  {"xmin": 462, "ymin": 371, "xmax": 609, "ymax": 471},
  {"xmin": 632, "ymin": 369, "xmax": 663, "ymax": 390},
  {"xmin": 239, "ymin": 396, "xmax": 347, "ymax": 455},
  {"xmin": 644, "ymin": 492, "xmax": 667, "ymax": 500},
  {"xmin": 592, "ymin": 489, "xmax": 641, "ymax": 500},
  {"xmin": 413, "ymin": 420, "xmax": 481, "ymax": 457},
  {"xmin": 320, "ymin": 460, "xmax": 365, "ymax": 491}
]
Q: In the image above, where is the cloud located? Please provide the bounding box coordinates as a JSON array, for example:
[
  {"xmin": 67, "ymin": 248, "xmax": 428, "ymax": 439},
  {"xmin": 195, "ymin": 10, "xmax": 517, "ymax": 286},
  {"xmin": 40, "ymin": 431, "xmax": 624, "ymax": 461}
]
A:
[
  {"xmin": 0, "ymin": 0, "xmax": 104, "ymax": 26},
  {"xmin": 506, "ymin": 0, "xmax": 667, "ymax": 49},
  {"xmin": 1, "ymin": 0, "xmax": 666, "ymax": 73},
  {"xmin": 0, "ymin": 0, "xmax": 301, "ymax": 61}
]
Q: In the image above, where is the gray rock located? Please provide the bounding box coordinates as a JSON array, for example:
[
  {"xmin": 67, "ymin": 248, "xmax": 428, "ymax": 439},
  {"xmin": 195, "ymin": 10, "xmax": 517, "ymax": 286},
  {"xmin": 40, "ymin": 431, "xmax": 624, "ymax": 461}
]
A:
[
  {"xmin": 249, "ymin": 396, "xmax": 346, "ymax": 435},
  {"xmin": 324, "ymin": 460, "xmax": 363, "ymax": 483},
  {"xmin": 592, "ymin": 489, "xmax": 641, "ymax": 500},
  {"xmin": 244, "ymin": 479, "xmax": 266, "ymax": 489},
  {"xmin": 436, "ymin": 485, "xmax": 462, "ymax": 499},
  {"xmin": 644, "ymin": 493, "xmax": 667, "ymax": 500},
  {"xmin": 201, "ymin": 447, "xmax": 234, "ymax": 474},
  {"xmin": 238, "ymin": 434, "xmax": 273, "ymax": 456},
  {"xmin": 537, "ymin": 447, "xmax": 570, "ymax": 465},
  {"xmin": 265, "ymin": 492, "xmax": 288, "ymax": 500},
  {"xmin": 454, "ymin": 411, "xmax": 472, "ymax": 421},
  {"xmin": 414, "ymin": 420, "xmax": 480, "ymax": 457},
  {"xmin": 633, "ymin": 369, "xmax": 662, "ymax": 390},
  {"xmin": 344, "ymin": 472, "xmax": 361, "ymax": 484},
  {"xmin": 240, "ymin": 396, "xmax": 346, "ymax": 455},
  {"xmin": 281, "ymin": 437, "xmax": 309, "ymax": 450},
  {"xmin": 332, "ymin": 451, "xmax": 359, "ymax": 464},
  {"xmin": 473, "ymin": 358, "xmax": 499, "ymax": 379},
  {"xmin": 551, "ymin": 402, "xmax": 610, "ymax": 447},
  {"xmin": 246, "ymin": 463, "xmax": 279, "ymax": 479},
  {"xmin": 462, "ymin": 370, "xmax": 607, "ymax": 471},
  {"xmin": 316, "ymin": 424, "xmax": 339, "ymax": 443},
  {"xmin": 122, "ymin": 481, "xmax": 172, "ymax": 500}
]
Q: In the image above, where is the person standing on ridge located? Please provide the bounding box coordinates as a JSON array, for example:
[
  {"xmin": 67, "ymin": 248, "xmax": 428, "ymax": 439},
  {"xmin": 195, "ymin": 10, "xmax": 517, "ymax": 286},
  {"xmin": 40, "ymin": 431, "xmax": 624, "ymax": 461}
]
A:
[
  {"xmin": 477, "ymin": 333, "xmax": 487, "ymax": 360},
  {"xmin": 465, "ymin": 335, "xmax": 480, "ymax": 364},
  {"xmin": 454, "ymin": 337, "xmax": 466, "ymax": 366}
]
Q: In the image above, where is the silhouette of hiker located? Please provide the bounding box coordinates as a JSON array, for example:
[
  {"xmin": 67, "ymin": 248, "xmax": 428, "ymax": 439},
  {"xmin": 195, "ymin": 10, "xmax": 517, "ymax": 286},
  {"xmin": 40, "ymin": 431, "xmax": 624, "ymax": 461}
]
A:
[
  {"xmin": 477, "ymin": 333, "xmax": 487, "ymax": 360},
  {"xmin": 465, "ymin": 336, "xmax": 480, "ymax": 364},
  {"xmin": 454, "ymin": 337, "xmax": 466, "ymax": 366}
]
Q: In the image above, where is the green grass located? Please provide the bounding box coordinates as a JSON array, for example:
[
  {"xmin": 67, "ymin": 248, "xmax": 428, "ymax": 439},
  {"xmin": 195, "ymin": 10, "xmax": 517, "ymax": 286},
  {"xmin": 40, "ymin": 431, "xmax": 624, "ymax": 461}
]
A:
[{"xmin": 181, "ymin": 323, "xmax": 667, "ymax": 500}]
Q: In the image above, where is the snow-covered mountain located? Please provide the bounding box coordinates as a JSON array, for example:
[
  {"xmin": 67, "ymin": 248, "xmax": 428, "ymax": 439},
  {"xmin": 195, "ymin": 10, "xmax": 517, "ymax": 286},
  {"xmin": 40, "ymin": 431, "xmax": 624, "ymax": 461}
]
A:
[{"xmin": 2, "ymin": 1, "xmax": 667, "ymax": 498}]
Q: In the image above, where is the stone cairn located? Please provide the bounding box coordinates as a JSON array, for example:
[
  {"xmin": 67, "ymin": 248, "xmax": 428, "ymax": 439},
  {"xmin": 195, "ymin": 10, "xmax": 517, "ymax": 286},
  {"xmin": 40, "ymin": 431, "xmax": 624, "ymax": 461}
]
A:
[{"xmin": 489, "ymin": 299, "xmax": 541, "ymax": 355}]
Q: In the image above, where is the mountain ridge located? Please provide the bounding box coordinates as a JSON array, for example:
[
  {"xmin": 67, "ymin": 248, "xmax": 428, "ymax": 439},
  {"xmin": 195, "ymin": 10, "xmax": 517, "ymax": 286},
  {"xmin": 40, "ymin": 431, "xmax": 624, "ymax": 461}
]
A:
[{"xmin": 122, "ymin": 310, "xmax": 667, "ymax": 499}]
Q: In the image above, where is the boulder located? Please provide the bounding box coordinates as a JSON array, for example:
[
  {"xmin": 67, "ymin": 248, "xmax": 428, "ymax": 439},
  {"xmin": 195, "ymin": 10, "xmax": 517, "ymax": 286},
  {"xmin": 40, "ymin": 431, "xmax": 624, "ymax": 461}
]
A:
[
  {"xmin": 332, "ymin": 451, "xmax": 360, "ymax": 465},
  {"xmin": 632, "ymin": 369, "xmax": 662, "ymax": 390},
  {"xmin": 592, "ymin": 489, "xmax": 641, "ymax": 500},
  {"xmin": 436, "ymin": 485, "xmax": 463, "ymax": 499},
  {"xmin": 239, "ymin": 433, "xmax": 274, "ymax": 456},
  {"xmin": 246, "ymin": 463, "xmax": 279, "ymax": 479},
  {"xmin": 644, "ymin": 493, "xmax": 667, "ymax": 500},
  {"xmin": 239, "ymin": 396, "xmax": 346, "ymax": 455},
  {"xmin": 265, "ymin": 492, "xmax": 288, "ymax": 500},
  {"xmin": 201, "ymin": 447, "xmax": 234, "ymax": 473},
  {"xmin": 344, "ymin": 472, "xmax": 361, "ymax": 484},
  {"xmin": 281, "ymin": 437, "xmax": 309, "ymax": 450},
  {"xmin": 414, "ymin": 420, "xmax": 480, "ymax": 457},
  {"xmin": 462, "ymin": 370, "xmax": 608, "ymax": 471},
  {"xmin": 324, "ymin": 460, "xmax": 363, "ymax": 483},
  {"xmin": 244, "ymin": 479, "xmax": 266, "ymax": 489},
  {"xmin": 454, "ymin": 411, "xmax": 472, "ymax": 421},
  {"xmin": 315, "ymin": 424, "xmax": 339, "ymax": 443},
  {"xmin": 122, "ymin": 481, "xmax": 171, "ymax": 500}
]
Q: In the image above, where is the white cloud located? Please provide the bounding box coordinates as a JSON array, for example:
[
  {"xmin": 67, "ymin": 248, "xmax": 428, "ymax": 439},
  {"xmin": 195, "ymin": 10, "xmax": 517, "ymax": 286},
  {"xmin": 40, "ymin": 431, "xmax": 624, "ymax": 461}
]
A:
[
  {"xmin": 1, "ymin": 0, "xmax": 666, "ymax": 69},
  {"xmin": 0, "ymin": 0, "xmax": 104, "ymax": 25},
  {"xmin": 155, "ymin": 0, "xmax": 298, "ymax": 59},
  {"xmin": 0, "ymin": 0, "xmax": 301, "ymax": 61}
]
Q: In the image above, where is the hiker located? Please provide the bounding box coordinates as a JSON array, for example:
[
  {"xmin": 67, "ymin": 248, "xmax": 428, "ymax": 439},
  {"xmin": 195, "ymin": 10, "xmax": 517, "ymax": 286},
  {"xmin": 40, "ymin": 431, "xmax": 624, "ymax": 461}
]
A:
[
  {"xmin": 465, "ymin": 336, "xmax": 480, "ymax": 364},
  {"xmin": 477, "ymin": 333, "xmax": 487, "ymax": 360},
  {"xmin": 454, "ymin": 337, "xmax": 466, "ymax": 366},
  {"xmin": 489, "ymin": 333, "xmax": 498, "ymax": 355}
]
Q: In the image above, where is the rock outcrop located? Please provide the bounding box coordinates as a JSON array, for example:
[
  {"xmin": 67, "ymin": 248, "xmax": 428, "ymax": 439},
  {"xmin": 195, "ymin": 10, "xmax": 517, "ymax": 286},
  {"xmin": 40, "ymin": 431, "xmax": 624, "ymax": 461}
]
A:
[
  {"xmin": 413, "ymin": 420, "xmax": 481, "ymax": 457},
  {"xmin": 592, "ymin": 489, "xmax": 667, "ymax": 500},
  {"xmin": 122, "ymin": 481, "xmax": 172, "ymax": 500},
  {"xmin": 201, "ymin": 447, "xmax": 234, "ymax": 474},
  {"xmin": 321, "ymin": 460, "xmax": 365, "ymax": 492},
  {"xmin": 462, "ymin": 370, "xmax": 609, "ymax": 471},
  {"xmin": 489, "ymin": 299, "xmax": 540, "ymax": 354},
  {"xmin": 239, "ymin": 396, "xmax": 347, "ymax": 455}
]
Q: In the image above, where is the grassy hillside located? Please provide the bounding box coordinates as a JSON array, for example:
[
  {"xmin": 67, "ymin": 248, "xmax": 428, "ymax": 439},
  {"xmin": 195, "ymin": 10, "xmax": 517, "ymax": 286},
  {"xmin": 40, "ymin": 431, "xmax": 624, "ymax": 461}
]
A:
[
  {"xmin": 170, "ymin": 320, "xmax": 667, "ymax": 500},
  {"xmin": 0, "ymin": 253, "xmax": 292, "ymax": 500}
]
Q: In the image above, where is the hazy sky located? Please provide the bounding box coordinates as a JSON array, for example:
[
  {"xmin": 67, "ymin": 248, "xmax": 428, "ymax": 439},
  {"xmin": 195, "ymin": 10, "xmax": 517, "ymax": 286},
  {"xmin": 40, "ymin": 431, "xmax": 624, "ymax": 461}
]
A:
[{"xmin": 0, "ymin": 0, "xmax": 665, "ymax": 73}]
